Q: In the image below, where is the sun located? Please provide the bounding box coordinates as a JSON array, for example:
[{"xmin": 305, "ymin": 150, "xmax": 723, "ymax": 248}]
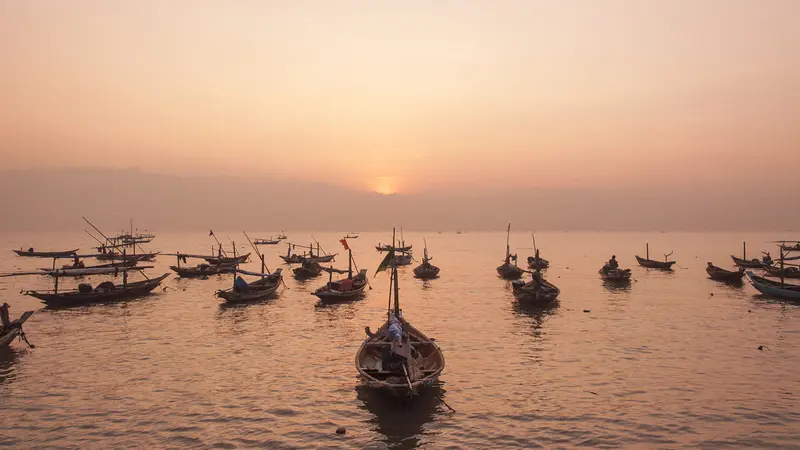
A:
[{"xmin": 371, "ymin": 176, "xmax": 397, "ymax": 195}]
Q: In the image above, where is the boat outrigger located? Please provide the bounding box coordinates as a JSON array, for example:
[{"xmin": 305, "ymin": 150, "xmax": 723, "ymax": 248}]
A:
[
  {"xmin": 356, "ymin": 229, "xmax": 444, "ymax": 397},
  {"xmin": 746, "ymin": 243, "xmax": 800, "ymax": 300}
]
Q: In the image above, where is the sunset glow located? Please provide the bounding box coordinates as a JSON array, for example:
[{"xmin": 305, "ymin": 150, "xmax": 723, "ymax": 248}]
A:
[{"xmin": 372, "ymin": 177, "xmax": 397, "ymax": 195}]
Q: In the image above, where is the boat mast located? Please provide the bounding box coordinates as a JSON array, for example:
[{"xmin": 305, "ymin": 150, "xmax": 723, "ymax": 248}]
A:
[
  {"xmin": 348, "ymin": 248, "xmax": 353, "ymax": 278},
  {"xmin": 646, "ymin": 242, "xmax": 649, "ymax": 260},
  {"xmin": 506, "ymin": 223, "xmax": 511, "ymax": 263}
]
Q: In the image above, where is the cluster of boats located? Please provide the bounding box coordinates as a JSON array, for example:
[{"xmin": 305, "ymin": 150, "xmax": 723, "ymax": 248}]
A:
[{"xmin": 4, "ymin": 221, "xmax": 800, "ymax": 402}]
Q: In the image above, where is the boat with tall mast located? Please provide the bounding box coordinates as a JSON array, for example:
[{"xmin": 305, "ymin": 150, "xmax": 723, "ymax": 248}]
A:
[
  {"xmin": 216, "ymin": 235, "xmax": 283, "ymax": 303},
  {"xmin": 312, "ymin": 239, "xmax": 367, "ymax": 303},
  {"xmin": 497, "ymin": 223, "xmax": 523, "ymax": 279},
  {"xmin": 356, "ymin": 228, "xmax": 445, "ymax": 397},
  {"xmin": 731, "ymin": 241, "xmax": 772, "ymax": 268},
  {"xmin": 413, "ymin": 239, "xmax": 440, "ymax": 279},
  {"xmin": 746, "ymin": 242, "xmax": 800, "ymax": 300},
  {"xmin": 635, "ymin": 243, "xmax": 676, "ymax": 270},
  {"xmin": 526, "ymin": 233, "xmax": 550, "ymax": 270}
]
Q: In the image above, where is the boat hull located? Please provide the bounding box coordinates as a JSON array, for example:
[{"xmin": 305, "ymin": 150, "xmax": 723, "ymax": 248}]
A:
[
  {"xmin": 731, "ymin": 255, "xmax": 767, "ymax": 268},
  {"xmin": 599, "ymin": 268, "xmax": 632, "ymax": 281}
]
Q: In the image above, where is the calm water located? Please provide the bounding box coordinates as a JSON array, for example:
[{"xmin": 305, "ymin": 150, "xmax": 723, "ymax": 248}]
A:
[{"xmin": 1, "ymin": 231, "xmax": 799, "ymax": 449}]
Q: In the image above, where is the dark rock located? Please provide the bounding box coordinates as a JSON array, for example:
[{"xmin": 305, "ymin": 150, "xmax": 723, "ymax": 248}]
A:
[{"xmin": 336, "ymin": 427, "xmax": 346, "ymax": 435}]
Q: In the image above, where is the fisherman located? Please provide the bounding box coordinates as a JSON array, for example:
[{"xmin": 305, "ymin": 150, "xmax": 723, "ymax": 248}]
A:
[
  {"xmin": 608, "ymin": 255, "xmax": 619, "ymax": 270},
  {"xmin": 532, "ymin": 269, "xmax": 543, "ymax": 289},
  {"xmin": 0, "ymin": 303, "xmax": 17, "ymax": 334}
]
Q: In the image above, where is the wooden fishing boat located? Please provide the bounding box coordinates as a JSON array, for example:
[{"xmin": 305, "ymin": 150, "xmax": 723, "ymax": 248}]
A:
[
  {"xmin": 413, "ymin": 241, "xmax": 439, "ymax": 279},
  {"xmin": 731, "ymin": 241, "xmax": 771, "ymax": 268},
  {"xmin": 599, "ymin": 268, "xmax": 632, "ymax": 281},
  {"xmin": 95, "ymin": 251, "xmax": 159, "ymax": 262},
  {"xmin": 599, "ymin": 257, "xmax": 632, "ymax": 282},
  {"xmin": 314, "ymin": 269, "xmax": 368, "ymax": 303},
  {"xmin": 170, "ymin": 262, "xmax": 236, "ymax": 278},
  {"xmin": 13, "ymin": 248, "xmax": 78, "ymax": 258},
  {"xmin": 635, "ymin": 255, "xmax": 675, "ymax": 270},
  {"xmin": 205, "ymin": 253, "xmax": 250, "ymax": 265},
  {"xmin": 40, "ymin": 265, "xmax": 154, "ymax": 278},
  {"xmin": 308, "ymin": 254, "xmax": 337, "ymax": 263},
  {"xmin": 293, "ymin": 259, "xmax": 323, "ymax": 278},
  {"xmin": 25, "ymin": 273, "xmax": 169, "ymax": 307},
  {"xmin": 731, "ymin": 255, "xmax": 770, "ymax": 268},
  {"xmin": 357, "ymin": 233, "xmax": 444, "ymax": 397},
  {"xmin": 345, "ymin": 233, "xmax": 360, "ymax": 239},
  {"xmin": 635, "ymin": 243, "xmax": 675, "ymax": 269},
  {"xmin": 763, "ymin": 265, "xmax": 800, "ymax": 279},
  {"xmin": 216, "ymin": 269, "xmax": 283, "ymax": 303},
  {"xmin": 280, "ymin": 254, "xmax": 305, "ymax": 264},
  {"xmin": 497, "ymin": 223, "xmax": 523, "ymax": 279},
  {"xmin": 254, "ymin": 238, "xmax": 281, "ymax": 245},
  {"xmin": 746, "ymin": 271, "xmax": 800, "ymax": 300},
  {"xmin": 526, "ymin": 234, "xmax": 550, "ymax": 270},
  {"xmin": 706, "ymin": 263, "xmax": 745, "ymax": 282},
  {"xmin": 376, "ymin": 244, "xmax": 412, "ymax": 252},
  {"xmin": 0, "ymin": 311, "xmax": 34, "ymax": 349},
  {"xmin": 391, "ymin": 251, "xmax": 413, "ymax": 267},
  {"xmin": 511, "ymin": 272, "xmax": 560, "ymax": 305}
]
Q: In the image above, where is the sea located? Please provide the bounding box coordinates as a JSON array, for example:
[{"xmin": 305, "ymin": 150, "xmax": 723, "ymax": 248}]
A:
[{"xmin": 1, "ymin": 231, "xmax": 798, "ymax": 449}]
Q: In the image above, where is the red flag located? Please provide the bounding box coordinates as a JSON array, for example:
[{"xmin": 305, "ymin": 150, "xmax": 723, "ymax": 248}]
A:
[{"xmin": 340, "ymin": 239, "xmax": 349, "ymax": 251}]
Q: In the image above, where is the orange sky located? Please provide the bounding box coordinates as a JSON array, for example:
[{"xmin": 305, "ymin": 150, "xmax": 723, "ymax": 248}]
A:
[{"xmin": 1, "ymin": 1, "xmax": 798, "ymax": 194}]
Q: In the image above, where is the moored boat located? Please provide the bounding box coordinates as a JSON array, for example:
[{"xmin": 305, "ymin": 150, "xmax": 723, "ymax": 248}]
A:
[
  {"xmin": 635, "ymin": 244, "xmax": 675, "ymax": 270},
  {"xmin": 216, "ymin": 268, "xmax": 283, "ymax": 303},
  {"xmin": 511, "ymin": 271, "xmax": 560, "ymax": 305},
  {"xmin": 497, "ymin": 223, "xmax": 523, "ymax": 279},
  {"xmin": 526, "ymin": 234, "xmax": 550, "ymax": 270},
  {"xmin": 413, "ymin": 240, "xmax": 439, "ymax": 279},
  {"xmin": 706, "ymin": 263, "xmax": 745, "ymax": 282},
  {"xmin": 254, "ymin": 238, "xmax": 281, "ymax": 245},
  {"xmin": 763, "ymin": 265, "xmax": 800, "ymax": 279},
  {"xmin": 293, "ymin": 259, "xmax": 323, "ymax": 279},
  {"xmin": 731, "ymin": 241, "xmax": 771, "ymax": 268},
  {"xmin": 25, "ymin": 273, "xmax": 169, "ymax": 307},
  {"xmin": 746, "ymin": 271, "xmax": 800, "ymax": 300},
  {"xmin": 13, "ymin": 248, "xmax": 78, "ymax": 258},
  {"xmin": 599, "ymin": 256, "xmax": 631, "ymax": 282},
  {"xmin": 356, "ymin": 230, "xmax": 444, "ymax": 397},
  {"xmin": 313, "ymin": 240, "xmax": 368, "ymax": 303}
]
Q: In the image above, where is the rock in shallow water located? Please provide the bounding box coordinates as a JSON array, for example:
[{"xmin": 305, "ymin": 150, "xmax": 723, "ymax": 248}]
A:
[{"xmin": 336, "ymin": 427, "xmax": 346, "ymax": 435}]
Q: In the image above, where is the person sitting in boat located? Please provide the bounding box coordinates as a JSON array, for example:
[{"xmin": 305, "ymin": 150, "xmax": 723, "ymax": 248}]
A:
[
  {"xmin": 27, "ymin": 247, "xmax": 34, "ymax": 253},
  {"xmin": 71, "ymin": 257, "xmax": 85, "ymax": 269},
  {"xmin": 608, "ymin": 255, "xmax": 619, "ymax": 270},
  {"xmin": 762, "ymin": 252, "xmax": 773, "ymax": 265},
  {"xmin": 0, "ymin": 303, "xmax": 19, "ymax": 334},
  {"xmin": 531, "ymin": 269, "xmax": 543, "ymax": 289}
]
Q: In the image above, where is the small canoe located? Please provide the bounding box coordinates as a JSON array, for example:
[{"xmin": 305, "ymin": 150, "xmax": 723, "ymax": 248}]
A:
[
  {"xmin": 280, "ymin": 254, "xmax": 305, "ymax": 264},
  {"xmin": 25, "ymin": 274, "xmax": 169, "ymax": 307},
  {"xmin": 376, "ymin": 244, "xmax": 412, "ymax": 252},
  {"xmin": 0, "ymin": 311, "xmax": 34, "ymax": 348},
  {"xmin": 635, "ymin": 256, "xmax": 676, "ymax": 270},
  {"xmin": 706, "ymin": 263, "xmax": 745, "ymax": 282},
  {"xmin": 355, "ymin": 314, "xmax": 444, "ymax": 397},
  {"xmin": 254, "ymin": 238, "xmax": 281, "ymax": 245},
  {"xmin": 746, "ymin": 271, "xmax": 800, "ymax": 300},
  {"xmin": 307, "ymin": 254, "xmax": 337, "ymax": 264},
  {"xmin": 313, "ymin": 269, "xmax": 368, "ymax": 303},
  {"xmin": 13, "ymin": 249, "xmax": 78, "ymax": 258}
]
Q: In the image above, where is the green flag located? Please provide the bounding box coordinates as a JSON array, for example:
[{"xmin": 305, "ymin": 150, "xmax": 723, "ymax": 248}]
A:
[{"xmin": 374, "ymin": 249, "xmax": 395, "ymax": 277}]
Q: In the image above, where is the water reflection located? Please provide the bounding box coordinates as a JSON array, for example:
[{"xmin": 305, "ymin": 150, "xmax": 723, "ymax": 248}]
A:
[
  {"xmin": 0, "ymin": 348, "xmax": 20, "ymax": 385},
  {"xmin": 512, "ymin": 301, "xmax": 558, "ymax": 343},
  {"xmin": 603, "ymin": 280, "xmax": 632, "ymax": 293},
  {"xmin": 356, "ymin": 384, "xmax": 445, "ymax": 449}
]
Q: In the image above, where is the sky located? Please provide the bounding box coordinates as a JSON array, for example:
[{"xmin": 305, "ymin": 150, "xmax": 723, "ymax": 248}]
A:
[{"xmin": 1, "ymin": 0, "xmax": 799, "ymax": 195}]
